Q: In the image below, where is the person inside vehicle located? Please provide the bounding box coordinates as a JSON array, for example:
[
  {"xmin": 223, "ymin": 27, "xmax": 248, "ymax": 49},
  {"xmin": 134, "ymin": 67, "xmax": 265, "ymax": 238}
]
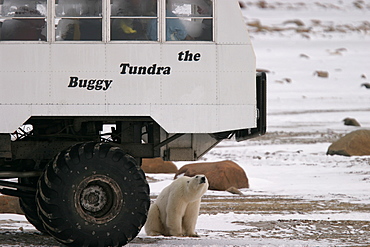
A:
[
  {"xmin": 111, "ymin": 0, "xmax": 153, "ymax": 40},
  {"xmin": 1, "ymin": 6, "xmax": 46, "ymax": 41},
  {"xmin": 147, "ymin": 0, "xmax": 189, "ymax": 41},
  {"xmin": 56, "ymin": 0, "xmax": 102, "ymax": 41}
]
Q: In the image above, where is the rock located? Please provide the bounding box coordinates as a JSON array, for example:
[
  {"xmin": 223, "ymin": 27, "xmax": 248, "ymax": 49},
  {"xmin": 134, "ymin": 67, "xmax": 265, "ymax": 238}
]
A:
[
  {"xmin": 256, "ymin": 68, "xmax": 270, "ymax": 73},
  {"xmin": 283, "ymin": 78, "xmax": 292, "ymax": 83},
  {"xmin": 141, "ymin": 157, "xmax": 178, "ymax": 174},
  {"xmin": 256, "ymin": 0, "xmax": 268, "ymax": 9},
  {"xmin": 311, "ymin": 19, "xmax": 321, "ymax": 26},
  {"xmin": 275, "ymin": 78, "xmax": 292, "ymax": 84},
  {"xmin": 336, "ymin": 48, "xmax": 347, "ymax": 52},
  {"xmin": 343, "ymin": 118, "xmax": 361, "ymax": 127},
  {"xmin": 0, "ymin": 195, "xmax": 24, "ymax": 215},
  {"xmin": 238, "ymin": 1, "xmax": 247, "ymax": 9},
  {"xmin": 283, "ymin": 19, "xmax": 305, "ymax": 27},
  {"xmin": 327, "ymin": 48, "xmax": 347, "ymax": 56},
  {"xmin": 295, "ymin": 27, "xmax": 311, "ymax": 33},
  {"xmin": 353, "ymin": 0, "xmax": 365, "ymax": 9},
  {"xmin": 361, "ymin": 83, "xmax": 370, "ymax": 89},
  {"xmin": 175, "ymin": 160, "xmax": 249, "ymax": 191},
  {"xmin": 247, "ymin": 20, "xmax": 264, "ymax": 31},
  {"xmin": 226, "ymin": 186, "xmax": 244, "ymax": 195},
  {"xmin": 300, "ymin": 54, "xmax": 310, "ymax": 59},
  {"xmin": 314, "ymin": 71, "xmax": 329, "ymax": 78},
  {"xmin": 301, "ymin": 33, "xmax": 310, "ymax": 39},
  {"xmin": 327, "ymin": 130, "xmax": 370, "ymax": 156}
]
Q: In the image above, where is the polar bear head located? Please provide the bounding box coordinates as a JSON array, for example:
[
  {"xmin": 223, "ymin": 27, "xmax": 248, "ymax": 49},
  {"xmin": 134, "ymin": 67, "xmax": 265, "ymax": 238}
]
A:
[{"xmin": 186, "ymin": 175, "xmax": 209, "ymax": 199}]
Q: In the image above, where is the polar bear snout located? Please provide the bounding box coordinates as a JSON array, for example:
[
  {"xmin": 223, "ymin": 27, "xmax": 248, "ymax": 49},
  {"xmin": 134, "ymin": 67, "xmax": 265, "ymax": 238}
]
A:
[{"xmin": 195, "ymin": 175, "xmax": 207, "ymax": 184}]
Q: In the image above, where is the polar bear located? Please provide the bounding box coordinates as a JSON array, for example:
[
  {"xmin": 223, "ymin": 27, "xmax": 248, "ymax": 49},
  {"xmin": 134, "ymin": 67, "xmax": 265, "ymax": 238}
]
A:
[{"xmin": 145, "ymin": 175, "xmax": 208, "ymax": 237}]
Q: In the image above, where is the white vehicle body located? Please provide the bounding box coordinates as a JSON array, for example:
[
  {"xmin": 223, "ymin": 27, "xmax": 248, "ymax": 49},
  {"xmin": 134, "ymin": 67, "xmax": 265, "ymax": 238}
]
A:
[
  {"xmin": 0, "ymin": 0, "xmax": 256, "ymax": 134},
  {"xmin": 0, "ymin": 1, "xmax": 266, "ymax": 245}
]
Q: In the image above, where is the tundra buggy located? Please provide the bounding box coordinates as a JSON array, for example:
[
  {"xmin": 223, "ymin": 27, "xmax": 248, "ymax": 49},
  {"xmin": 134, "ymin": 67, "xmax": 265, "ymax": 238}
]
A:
[{"xmin": 0, "ymin": 0, "xmax": 266, "ymax": 246}]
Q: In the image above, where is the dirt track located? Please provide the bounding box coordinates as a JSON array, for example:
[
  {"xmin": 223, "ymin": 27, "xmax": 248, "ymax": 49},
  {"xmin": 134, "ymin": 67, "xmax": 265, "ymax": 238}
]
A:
[
  {"xmin": 1, "ymin": 192, "xmax": 370, "ymax": 246},
  {"xmin": 199, "ymin": 195, "xmax": 370, "ymax": 245}
]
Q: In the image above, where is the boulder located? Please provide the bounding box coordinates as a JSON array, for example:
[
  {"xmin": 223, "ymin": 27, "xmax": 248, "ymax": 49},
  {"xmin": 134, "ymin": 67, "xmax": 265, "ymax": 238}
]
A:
[
  {"xmin": 0, "ymin": 195, "xmax": 23, "ymax": 215},
  {"xmin": 327, "ymin": 130, "xmax": 370, "ymax": 156},
  {"xmin": 141, "ymin": 158, "xmax": 178, "ymax": 174},
  {"xmin": 175, "ymin": 160, "xmax": 249, "ymax": 191},
  {"xmin": 226, "ymin": 186, "xmax": 244, "ymax": 195},
  {"xmin": 314, "ymin": 70, "xmax": 329, "ymax": 78},
  {"xmin": 238, "ymin": 1, "xmax": 247, "ymax": 9},
  {"xmin": 343, "ymin": 117, "xmax": 361, "ymax": 127},
  {"xmin": 283, "ymin": 19, "xmax": 305, "ymax": 27}
]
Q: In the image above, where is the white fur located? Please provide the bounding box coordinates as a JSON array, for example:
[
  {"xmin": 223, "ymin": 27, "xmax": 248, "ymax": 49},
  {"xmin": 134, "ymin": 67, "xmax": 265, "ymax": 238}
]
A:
[{"xmin": 145, "ymin": 175, "xmax": 208, "ymax": 237}]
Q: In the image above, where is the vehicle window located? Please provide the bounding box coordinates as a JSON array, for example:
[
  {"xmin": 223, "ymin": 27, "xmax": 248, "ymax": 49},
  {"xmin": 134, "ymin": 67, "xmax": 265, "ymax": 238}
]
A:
[
  {"xmin": 0, "ymin": 0, "xmax": 47, "ymax": 41},
  {"xmin": 111, "ymin": 0, "xmax": 157, "ymax": 41},
  {"xmin": 166, "ymin": 0, "xmax": 213, "ymax": 41},
  {"xmin": 55, "ymin": 0, "xmax": 102, "ymax": 41}
]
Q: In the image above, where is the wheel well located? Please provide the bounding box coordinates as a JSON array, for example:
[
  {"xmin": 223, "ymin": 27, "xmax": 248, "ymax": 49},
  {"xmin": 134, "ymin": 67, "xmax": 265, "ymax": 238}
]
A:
[{"xmin": 1, "ymin": 117, "xmax": 161, "ymax": 170}]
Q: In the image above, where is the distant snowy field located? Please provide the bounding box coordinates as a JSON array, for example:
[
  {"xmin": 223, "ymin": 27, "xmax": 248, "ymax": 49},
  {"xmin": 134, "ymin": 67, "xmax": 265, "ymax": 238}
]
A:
[
  {"xmin": 245, "ymin": 0, "xmax": 370, "ymax": 133},
  {"xmin": 1, "ymin": 0, "xmax": 370, "ymax": 246}
]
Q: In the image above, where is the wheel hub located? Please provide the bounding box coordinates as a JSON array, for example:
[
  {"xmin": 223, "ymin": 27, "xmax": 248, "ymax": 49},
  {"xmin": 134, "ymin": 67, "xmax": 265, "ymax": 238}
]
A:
[
  {"xmin": 74, "ymin": 175, "xmax": 123, "ymax": 224},
  {"xmin": 80, "ymin": 185, "xmax": 107, "ymax": 212}
]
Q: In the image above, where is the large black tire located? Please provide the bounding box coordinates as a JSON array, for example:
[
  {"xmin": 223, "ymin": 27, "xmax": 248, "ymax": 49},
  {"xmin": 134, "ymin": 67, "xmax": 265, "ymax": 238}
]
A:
[
  {"xmin": 36, "ymin": 142, "xmax": 150, "ymax": 247},
  {"xmin": 18, "ymin": 177, "xmax": 46, "ymax": 233}
]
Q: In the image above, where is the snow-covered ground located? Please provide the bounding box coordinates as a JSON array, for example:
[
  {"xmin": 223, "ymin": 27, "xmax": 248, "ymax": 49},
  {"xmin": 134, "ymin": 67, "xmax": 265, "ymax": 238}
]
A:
[
  {"xmin": 133, "ymin": 1, "xmax": 370, "ymax": 246},
  {"xmin": 1, "ymin": 0, "xmax": 370, "ymax": 246}
]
